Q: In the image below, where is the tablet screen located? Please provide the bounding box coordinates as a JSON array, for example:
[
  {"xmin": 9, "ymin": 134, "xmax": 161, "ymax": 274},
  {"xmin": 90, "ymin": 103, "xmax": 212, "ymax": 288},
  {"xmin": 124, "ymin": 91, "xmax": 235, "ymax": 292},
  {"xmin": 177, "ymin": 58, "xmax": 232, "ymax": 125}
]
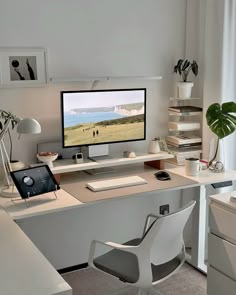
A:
[{"xmin": 10, "ymin": 165, "xmax": 60, "ymax": 199}]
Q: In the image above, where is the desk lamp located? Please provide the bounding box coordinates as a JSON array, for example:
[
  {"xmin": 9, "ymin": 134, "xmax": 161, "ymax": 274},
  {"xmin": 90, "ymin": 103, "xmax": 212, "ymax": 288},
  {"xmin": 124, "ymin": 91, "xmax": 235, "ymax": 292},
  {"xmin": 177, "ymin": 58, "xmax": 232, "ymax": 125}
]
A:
[{"xmin": 0, "ymin": 116, "xmax": 41, "ymax": 198}]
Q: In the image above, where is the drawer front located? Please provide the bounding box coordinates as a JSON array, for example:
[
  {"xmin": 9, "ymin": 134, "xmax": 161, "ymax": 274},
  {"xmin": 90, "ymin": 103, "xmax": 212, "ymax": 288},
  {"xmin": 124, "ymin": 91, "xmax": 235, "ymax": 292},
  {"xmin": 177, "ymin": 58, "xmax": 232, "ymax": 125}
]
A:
[
  {"xmin": 209, "ymin": 203, "xmax": 236, "ymax": 242},
  {"xmin": 208, "ymin": 266, "xmax": 236, "ymax": 295},
  {"xmin": 208, "ymin": 233, "xmax": 236, "ymax": 280}
]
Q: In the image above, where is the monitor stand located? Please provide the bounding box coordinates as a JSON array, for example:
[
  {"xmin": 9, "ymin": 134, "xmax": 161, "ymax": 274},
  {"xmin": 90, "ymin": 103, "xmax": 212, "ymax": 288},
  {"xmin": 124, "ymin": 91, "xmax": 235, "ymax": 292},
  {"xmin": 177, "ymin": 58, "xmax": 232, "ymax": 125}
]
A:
[
  {"xmin": 85, "ymin": 167, "xmax": 114, "ymax": 175},
  {"xmin": 88, "ymin": 144, "xmax": 109, "ymax": 159},
  {"xmin": 86, "ymin": 144, "xmax": 115, "ymax": 175}
]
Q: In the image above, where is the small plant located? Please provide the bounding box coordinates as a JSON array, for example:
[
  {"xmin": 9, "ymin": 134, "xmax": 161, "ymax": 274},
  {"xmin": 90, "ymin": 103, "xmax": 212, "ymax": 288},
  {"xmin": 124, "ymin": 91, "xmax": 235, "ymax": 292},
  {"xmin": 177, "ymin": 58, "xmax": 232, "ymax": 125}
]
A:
[
  {"xmin": 206, "ymin": 101, "xmax": 236, "ymax": 168},
  {"xmin": 155, "ymin": 137, "xmax": 176, "ymax": 155},
  {"xmin": 173, "ymin": 59, "xmax": 198, "ymax": 82}
]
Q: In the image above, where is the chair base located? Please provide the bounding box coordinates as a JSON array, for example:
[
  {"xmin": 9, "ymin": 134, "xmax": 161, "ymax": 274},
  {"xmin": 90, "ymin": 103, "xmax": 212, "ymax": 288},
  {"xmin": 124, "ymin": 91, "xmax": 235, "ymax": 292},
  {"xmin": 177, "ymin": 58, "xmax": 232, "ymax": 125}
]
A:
[{"xmin": 108, "ymin": 285, "xmax": 164, "ymax": 295}]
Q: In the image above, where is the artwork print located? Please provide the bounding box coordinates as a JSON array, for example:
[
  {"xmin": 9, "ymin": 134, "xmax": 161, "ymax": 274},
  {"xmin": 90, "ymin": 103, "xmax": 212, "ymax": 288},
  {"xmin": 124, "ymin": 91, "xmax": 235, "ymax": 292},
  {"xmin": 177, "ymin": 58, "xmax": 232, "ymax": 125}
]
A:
[{"xmin": 9, "ymin": 56, "xmax": 38, "ymax": 81}]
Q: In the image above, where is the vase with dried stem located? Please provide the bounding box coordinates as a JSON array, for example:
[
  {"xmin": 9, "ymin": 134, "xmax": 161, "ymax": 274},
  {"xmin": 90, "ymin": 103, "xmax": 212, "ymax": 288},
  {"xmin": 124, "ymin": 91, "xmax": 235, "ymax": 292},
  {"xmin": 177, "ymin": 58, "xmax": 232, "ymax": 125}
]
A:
[{"xmin": 206, "ymin": 102, "xmax": 236, "ymax": 172}]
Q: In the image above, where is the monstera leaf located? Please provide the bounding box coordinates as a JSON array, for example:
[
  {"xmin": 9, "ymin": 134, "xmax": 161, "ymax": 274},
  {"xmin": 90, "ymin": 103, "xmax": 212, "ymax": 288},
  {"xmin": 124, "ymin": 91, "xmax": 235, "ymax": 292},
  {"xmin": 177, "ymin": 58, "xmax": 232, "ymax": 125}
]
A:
[{"xmin": 206, "ymin": 102, "xmax": 236, "ymax": 139}]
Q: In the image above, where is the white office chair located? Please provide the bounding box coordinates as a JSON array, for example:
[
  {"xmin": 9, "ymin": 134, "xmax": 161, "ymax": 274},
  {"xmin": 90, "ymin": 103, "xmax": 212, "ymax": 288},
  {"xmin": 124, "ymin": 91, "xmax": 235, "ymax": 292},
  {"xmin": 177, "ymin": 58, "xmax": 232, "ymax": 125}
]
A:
[{"xmin": 88, "ymin": 200, "xmax": 196, "ymax": 295}]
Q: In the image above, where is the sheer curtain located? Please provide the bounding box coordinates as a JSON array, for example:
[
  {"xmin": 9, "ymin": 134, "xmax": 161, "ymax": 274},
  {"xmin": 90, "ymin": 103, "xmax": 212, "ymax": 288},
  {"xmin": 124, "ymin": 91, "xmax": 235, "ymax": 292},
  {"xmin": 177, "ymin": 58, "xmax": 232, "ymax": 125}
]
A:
[{"xmin": 202, "ymin": 0, "xmax": 236, "ymax": 171}]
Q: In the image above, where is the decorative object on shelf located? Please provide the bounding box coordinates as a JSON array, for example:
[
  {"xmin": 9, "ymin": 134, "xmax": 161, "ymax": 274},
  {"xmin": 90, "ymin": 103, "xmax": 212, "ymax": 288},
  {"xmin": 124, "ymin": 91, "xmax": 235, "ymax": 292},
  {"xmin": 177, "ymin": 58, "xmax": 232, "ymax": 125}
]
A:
[
  {"xmin": 155, "ymin": 137, "xmax": 175, "ymax": 155},
  {"xmin": 0, "ymin": 110, "xmax": 41, "ymax": 198},
  {"xmin": 0, "ymin": 47, "xmax": 48, "ymax": 87},
  {"xmin": 123, "ymin": 151, "xmax": 136, "ymax": 158},
  {"xmin": 173, "ymin": 59, "xmax": 198, "ymax": 99},
  {"xmin": 148, "ymin": 138, "xmax": 160, "ymax": 154},
  {"xmin": 37, "ymin": 152, "xmax": 58, "ymax": 168},
  {"xmin": 206, "ymin": 101, "xmax": 236, "ymax": 172}
]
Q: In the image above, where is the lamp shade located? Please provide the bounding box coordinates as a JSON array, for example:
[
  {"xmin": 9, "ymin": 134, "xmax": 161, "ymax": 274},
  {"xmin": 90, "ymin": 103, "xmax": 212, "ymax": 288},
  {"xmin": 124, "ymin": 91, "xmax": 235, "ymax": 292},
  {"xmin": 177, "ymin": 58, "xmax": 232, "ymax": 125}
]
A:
[{"xmin": 17, "ymin": 118, "xmax": 41, "ymax": 134}]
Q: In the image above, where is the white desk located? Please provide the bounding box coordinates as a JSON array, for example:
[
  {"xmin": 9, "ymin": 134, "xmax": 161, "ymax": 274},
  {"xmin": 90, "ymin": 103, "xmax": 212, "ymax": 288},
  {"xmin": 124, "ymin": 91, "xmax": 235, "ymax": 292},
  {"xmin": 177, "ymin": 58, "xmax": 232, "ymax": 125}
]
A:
[
  {"xmin": 0, "ymin": 164, "xmax": 235, "ymax": 293},
  {"xmin": 0, "ymin": 207, "xmax": 72, "ymax": 295}
]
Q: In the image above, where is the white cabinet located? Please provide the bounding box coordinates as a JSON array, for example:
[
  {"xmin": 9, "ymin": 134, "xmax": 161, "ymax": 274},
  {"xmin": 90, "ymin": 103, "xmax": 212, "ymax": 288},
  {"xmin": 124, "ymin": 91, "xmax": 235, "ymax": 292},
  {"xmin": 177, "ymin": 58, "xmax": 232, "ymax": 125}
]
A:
[
  {"xmin": 166, "ymin": 97, "xmax": 202, "ymax": 165},
  {"xmin": 208, "ymin": 192, "xmax": 236, "ymax": 295}
]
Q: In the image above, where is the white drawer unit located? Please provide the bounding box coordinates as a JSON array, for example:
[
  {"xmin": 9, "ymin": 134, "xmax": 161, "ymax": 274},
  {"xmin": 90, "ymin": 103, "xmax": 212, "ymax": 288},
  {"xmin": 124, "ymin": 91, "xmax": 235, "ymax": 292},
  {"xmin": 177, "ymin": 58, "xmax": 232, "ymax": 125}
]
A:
[
  {"xmin": 208, "ymin": 192, "xmax": 236, "ymax": 295},
  {"xmin": 208, "ymin": 266, "xmax": 236, "ymax": 295}
]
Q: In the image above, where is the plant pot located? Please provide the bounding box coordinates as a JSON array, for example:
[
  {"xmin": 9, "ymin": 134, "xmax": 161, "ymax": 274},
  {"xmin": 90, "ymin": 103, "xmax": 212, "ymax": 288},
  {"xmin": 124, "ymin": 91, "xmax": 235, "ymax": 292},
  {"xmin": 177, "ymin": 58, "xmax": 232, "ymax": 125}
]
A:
[
  {"xmin": 177, "ymin": 82, "xmax": 194, "ymax": 99},
  {"xmin": 148, "ymin": 140, "xmax": 160, "ymax": 154}
]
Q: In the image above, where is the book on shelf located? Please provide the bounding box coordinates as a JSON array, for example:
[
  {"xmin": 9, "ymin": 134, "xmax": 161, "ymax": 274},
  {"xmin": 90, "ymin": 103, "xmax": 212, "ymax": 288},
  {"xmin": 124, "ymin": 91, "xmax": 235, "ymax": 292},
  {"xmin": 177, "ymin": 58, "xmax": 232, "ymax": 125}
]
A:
[
  {"xmin": 168, "ymin": 122, "xmax": 200, "ymax": 131},
  {"xmin": 167, "ymin": 145, "xmax": 202, "ymax": 156},
  {"xmin": 166, "ymin": 135, "xmax": 202, "ymax": 145},
  {"xmin": 167, "ymin": 142, "xmax": 202, "ymax": 149},
  {"xmin": 168, "ymin": 106, "xmax": 202, "ymax": 114},
  {"xmin": 166, "ymin": 148, "xmax": 202, "ymax": 166}
]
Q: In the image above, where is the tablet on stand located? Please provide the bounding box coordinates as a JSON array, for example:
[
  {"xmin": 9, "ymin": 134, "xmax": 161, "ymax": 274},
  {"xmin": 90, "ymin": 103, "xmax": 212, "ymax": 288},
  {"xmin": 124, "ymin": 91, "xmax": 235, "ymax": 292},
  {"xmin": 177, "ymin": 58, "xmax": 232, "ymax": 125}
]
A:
[{"xmin": 10, "ymin": 165, "xmax": 60, "ymax": 207}]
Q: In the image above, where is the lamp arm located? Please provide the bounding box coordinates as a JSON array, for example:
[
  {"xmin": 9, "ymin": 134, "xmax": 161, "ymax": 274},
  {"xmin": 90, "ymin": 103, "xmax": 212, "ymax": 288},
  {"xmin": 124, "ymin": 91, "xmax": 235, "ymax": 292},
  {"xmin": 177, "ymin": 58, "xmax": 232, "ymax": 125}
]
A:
[
  {"xmin": 0, "ymin": 118, "xmax": 11, "ymax": 141},
  {"xmin": 0, "ymin": 118, "xmax": 13, "ymax": 186}
]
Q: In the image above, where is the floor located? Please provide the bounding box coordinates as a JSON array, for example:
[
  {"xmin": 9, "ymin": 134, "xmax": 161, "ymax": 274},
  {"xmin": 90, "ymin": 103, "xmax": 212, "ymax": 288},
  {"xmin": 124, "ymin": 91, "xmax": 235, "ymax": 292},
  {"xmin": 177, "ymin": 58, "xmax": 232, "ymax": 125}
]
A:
[{"xmin": 62, "ymin": 263, "xmax": 207, "ymax": 295}]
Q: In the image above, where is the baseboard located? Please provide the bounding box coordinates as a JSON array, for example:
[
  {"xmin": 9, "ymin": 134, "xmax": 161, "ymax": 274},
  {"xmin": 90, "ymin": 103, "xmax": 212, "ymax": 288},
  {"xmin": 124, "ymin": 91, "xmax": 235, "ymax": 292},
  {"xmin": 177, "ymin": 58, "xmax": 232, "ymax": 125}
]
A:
[{"xmin": 58, "ymin": 262, "xmax": 88, "ymax": 274}]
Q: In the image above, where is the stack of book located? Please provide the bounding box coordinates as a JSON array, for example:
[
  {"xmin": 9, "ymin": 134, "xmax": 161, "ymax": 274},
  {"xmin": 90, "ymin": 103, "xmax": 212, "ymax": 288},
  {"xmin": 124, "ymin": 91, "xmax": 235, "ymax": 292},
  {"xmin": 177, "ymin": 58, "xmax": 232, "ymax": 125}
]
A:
[
  {"xmin": 168, "ymin": 106, "xmax": 202, "ymax": 115},
  {"xmin": 167, "ymin": 135, "xmax": 202, "ymax": 149},
  {"xmin": 166, "ymin": 146, "xmax": 202, "ymax": 166},
  {"xmin": 168, "ymin": 121, "xmax": 200, "ymax": 131},
  {"xmin": 166, "ymin": 135, "xmax": 202, "ymax": 165},
  {"xmin": 167, "ymin": 104, "xmax": 202, "ymax": 166}
]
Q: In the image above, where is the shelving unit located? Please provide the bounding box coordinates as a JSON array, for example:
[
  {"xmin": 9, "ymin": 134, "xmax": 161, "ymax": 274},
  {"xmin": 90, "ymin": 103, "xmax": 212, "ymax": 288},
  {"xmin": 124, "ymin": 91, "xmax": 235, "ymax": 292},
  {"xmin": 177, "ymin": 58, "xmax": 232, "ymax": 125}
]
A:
[{"xmin": 166, "ymin": 97, "xmax": 203, "ymax": 166}]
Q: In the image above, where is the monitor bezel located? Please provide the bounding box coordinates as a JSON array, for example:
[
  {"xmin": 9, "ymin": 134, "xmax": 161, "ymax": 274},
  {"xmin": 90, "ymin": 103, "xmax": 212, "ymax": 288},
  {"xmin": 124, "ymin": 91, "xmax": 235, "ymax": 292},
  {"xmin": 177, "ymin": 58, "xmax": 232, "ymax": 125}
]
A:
[{"xmin": 60, "ymin": 88, "xmax": 147, "ymax": 149}]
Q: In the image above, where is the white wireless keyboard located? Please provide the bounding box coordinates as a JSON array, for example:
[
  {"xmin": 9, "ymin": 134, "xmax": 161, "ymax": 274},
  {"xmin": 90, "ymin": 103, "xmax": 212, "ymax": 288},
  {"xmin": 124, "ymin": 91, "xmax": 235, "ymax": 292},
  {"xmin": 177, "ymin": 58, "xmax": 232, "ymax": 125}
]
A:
[{"xmin": 86, "ymin": 175, "xmax": 147, "ymax": 192}]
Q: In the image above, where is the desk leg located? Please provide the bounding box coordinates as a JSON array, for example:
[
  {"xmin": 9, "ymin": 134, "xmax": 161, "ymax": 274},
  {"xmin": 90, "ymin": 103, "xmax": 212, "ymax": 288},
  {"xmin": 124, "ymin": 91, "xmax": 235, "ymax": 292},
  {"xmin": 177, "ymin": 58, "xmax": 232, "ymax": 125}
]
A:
[{"xmin": 188, "ymin": 185, "xmax": 207, "ymax": 273}]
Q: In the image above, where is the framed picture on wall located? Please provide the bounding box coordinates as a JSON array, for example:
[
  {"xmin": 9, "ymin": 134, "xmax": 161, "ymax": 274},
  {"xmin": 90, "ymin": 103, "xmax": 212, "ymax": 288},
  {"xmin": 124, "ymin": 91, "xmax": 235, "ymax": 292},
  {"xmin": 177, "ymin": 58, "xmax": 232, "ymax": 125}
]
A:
[{"xmin": 0, "ymin": 47, "xmax": 48, "ymax": 87}]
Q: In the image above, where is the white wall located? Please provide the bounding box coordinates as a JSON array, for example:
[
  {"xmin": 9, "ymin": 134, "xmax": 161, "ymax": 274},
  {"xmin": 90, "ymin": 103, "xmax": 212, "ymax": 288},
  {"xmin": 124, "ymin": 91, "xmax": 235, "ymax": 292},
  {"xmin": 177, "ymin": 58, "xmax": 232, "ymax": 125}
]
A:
[{"xmin": 0, "ymin": 0, "xmax": 187, "ymax": 164}]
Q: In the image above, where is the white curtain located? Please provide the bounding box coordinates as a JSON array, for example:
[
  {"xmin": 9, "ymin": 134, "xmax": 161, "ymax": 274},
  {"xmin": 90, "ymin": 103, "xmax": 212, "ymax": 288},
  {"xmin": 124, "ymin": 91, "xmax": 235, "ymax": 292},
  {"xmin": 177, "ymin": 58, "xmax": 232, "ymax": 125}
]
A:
[{"xmin": 202, "ymin": 0, "xmax": 236, "ymax": 170}]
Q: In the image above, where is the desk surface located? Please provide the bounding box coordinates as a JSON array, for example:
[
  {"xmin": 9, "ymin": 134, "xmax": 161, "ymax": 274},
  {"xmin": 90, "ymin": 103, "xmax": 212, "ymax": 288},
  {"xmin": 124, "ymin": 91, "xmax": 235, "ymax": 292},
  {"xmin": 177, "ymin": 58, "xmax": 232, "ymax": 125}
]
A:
[
  {"xmin": 61, "ymin": 170, "xmax": 198, "ymax": 203},
  {"xmin": 0, "ymin": 208, "xmax": 72, "ymax": 295},
  {"xmin": 1, "ymin": 164, "xmax": 236, "ymax": 220}
]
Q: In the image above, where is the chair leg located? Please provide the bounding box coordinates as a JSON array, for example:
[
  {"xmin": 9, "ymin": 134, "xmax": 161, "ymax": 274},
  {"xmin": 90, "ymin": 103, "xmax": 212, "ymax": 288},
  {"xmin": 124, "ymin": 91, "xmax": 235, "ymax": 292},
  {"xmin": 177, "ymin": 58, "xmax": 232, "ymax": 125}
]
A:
[
  {"xmin": 106, "ymin": 286, "xmax": 164, "ymax": 295},
  {"xmin": 137, "ymin": 287, "xmax": 161, "ymax": 295},
  {"xmin": 107, "ymin": 285, "xmax": 133, "ymax": 295},
  {"xmin": 147, "ymin": 287, "xmax": 164, "ymax": 295}
]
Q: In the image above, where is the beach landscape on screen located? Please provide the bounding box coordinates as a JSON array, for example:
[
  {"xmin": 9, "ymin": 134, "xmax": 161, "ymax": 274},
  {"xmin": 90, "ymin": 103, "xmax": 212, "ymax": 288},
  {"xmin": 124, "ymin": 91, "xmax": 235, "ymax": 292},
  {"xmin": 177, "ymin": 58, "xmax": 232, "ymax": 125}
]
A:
[{"xmin": 62, "ymin": 89, "xmax": 146, "ymax": 147}]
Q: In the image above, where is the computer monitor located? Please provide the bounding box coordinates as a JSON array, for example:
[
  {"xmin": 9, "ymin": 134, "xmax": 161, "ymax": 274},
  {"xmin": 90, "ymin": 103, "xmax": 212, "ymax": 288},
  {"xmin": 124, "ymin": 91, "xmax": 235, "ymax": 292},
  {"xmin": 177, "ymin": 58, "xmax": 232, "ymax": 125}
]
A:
[{"xmin": 61, "ymin": 88, "xmax": 146, "ymax": 149}]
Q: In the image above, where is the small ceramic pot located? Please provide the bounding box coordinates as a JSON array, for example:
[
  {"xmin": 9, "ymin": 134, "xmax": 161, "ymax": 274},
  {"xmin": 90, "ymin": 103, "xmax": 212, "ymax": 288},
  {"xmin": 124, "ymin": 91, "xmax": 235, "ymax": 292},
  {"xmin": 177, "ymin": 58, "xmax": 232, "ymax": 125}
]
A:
[
  {"xmin": 148, "ymin": 140, "xmax": 160, "ymax": 154},
  {"xmin": 177, "ymin": 82, "xmax": 194, "ymax": 99}
]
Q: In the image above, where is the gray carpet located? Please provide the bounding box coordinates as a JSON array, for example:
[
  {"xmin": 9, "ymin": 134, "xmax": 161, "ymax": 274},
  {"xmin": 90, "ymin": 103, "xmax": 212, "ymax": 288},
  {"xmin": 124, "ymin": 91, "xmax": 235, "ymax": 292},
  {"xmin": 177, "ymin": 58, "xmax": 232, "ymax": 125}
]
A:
[{"xmin": 62, "ymin": 263, "xmax": 207, "ymax": 295}]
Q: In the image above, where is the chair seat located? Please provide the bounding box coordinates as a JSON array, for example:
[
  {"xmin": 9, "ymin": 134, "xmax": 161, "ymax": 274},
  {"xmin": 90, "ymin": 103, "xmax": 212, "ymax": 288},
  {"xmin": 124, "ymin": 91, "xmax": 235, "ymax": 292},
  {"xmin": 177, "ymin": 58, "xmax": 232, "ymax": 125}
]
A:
[{"xmin": 94, "ymin": 238, "xmax": 181, "ymax": 284}]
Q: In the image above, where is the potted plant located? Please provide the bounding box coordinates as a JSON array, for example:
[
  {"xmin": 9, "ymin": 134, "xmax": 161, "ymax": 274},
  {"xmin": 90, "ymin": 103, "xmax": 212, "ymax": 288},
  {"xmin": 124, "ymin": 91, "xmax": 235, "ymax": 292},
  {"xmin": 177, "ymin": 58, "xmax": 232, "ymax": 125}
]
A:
[
  {"xmin": 0, "ymin": 110, "xmax": 25, "ymax": 170},
  {"xmin": 206, "ymin": 101, "xmax": 236, "ymax": 171},
  {"xmin": 173, "ymin": 59, "xmax": 198, "ymax": 99}
]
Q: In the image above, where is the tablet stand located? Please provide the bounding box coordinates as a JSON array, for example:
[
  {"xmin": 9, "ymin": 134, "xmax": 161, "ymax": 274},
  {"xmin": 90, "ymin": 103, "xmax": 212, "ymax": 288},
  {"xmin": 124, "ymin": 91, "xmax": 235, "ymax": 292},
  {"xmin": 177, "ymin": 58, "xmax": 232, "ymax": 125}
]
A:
[{"xmin": 11, "ymin": 185, "xmax": 58, "ymax": 208}]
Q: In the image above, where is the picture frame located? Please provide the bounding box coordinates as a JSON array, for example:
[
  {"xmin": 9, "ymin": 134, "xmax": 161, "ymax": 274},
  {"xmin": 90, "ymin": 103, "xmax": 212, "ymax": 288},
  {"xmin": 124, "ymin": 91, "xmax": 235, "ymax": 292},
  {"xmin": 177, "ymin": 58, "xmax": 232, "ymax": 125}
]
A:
[{"xmin": 0, "ymin": 47, "xmax": 48, "ymax": 87}]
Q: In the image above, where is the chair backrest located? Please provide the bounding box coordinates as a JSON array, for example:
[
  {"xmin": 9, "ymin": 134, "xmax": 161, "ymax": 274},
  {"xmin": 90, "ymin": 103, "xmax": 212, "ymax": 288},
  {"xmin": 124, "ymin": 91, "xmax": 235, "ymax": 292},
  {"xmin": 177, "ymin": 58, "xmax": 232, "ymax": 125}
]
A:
[{"xmin": 141, "ymin": 201, "xmax": 196, "ymax": 265}]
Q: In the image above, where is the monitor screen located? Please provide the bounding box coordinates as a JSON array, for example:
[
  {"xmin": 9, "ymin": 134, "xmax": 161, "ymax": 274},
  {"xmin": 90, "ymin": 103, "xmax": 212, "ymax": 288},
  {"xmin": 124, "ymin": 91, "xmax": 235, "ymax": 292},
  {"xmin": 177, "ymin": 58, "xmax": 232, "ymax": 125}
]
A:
[{"xmin": 61, "ymin": 88, "xmax": 146, "ymax": 148}]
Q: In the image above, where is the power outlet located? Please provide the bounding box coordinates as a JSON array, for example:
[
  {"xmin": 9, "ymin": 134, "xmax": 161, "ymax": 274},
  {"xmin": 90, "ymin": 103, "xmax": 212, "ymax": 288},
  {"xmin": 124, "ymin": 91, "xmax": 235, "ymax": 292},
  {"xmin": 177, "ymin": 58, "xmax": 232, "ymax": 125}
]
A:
[{"xmin": 160, "ymin": 204, "xmax": 169, "ymax": 215}]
